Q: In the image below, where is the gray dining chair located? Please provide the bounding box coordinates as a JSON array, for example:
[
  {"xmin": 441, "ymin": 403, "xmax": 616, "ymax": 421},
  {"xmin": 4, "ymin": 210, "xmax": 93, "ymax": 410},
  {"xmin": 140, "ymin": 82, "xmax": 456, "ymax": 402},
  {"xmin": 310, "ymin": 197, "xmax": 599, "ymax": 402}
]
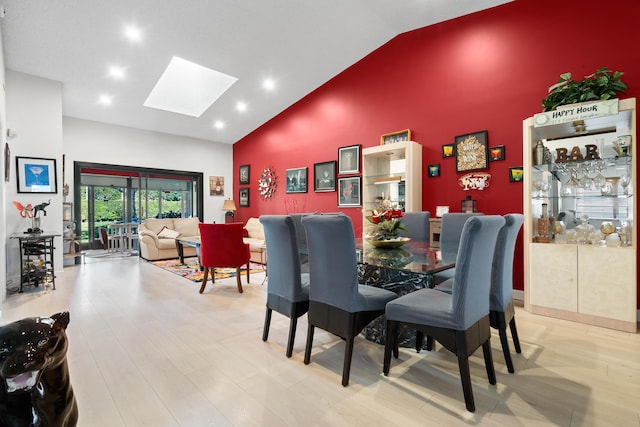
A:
[
  {"xmin": 301, "ymin": 214, "xmax": 397, "ymax": 386},
  {"xmin": 434, "ymin": 214, "xmax": 524, "ymax": 373},
  {"xmin": 489, "ymin": 214, "xmax": 524, "ymax": 373},
  {"xmin": 259, "ymin": 215, "xmax": 310, "ymax": 357},
  {"xmin": 398, "ymin": 211, "xmax": 430, "ymax": 242},
  {"xmin": 289, "ymin": 213, "xmax": 316, "ymax": 273},
  {"xmin": 383, "ymin": 215, "xmax": 505, "ymax": 412},
  {"xmin": 431, "ymin": 212, "xmax": 484, "ymax": 286}
]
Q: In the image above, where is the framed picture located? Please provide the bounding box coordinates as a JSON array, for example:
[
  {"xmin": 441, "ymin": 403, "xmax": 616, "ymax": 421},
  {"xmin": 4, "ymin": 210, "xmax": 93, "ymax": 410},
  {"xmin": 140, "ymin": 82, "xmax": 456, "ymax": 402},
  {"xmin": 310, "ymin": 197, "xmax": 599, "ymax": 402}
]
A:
[
  {"xmin": 338, "ymin": 176, "xmax": 361, "ymax": 207},
  {"xmin": 209, "ymin": 176, "xmax": 224, "ymax": 196},
  {"xmin": 314, "ymin": 161, "xmax": 336, "ymax": 192},
  {"xmin": 489, "ymin": 145, "xmax": 505, "ymax": 161},
  {"xmin": 442, "ymin": 144, "xmax": 455, "ymax": 158},
  {"xmin": 338, "ymin": 145, "xmax": 360, "ymax": 174},
  {"xmin": 239, "ymin": 164, "xmax": 250, "ymax": 185},
  {"xmin": 16, "ymin": 156, "xmax": 57, "ymax": 194},
  {"xmin": 509, "ymin": 166, "xmax": 524, "ymax": 182},
  {"xmin": 455, "ymin": 130, "xmax": 489, "ymax": 172},
  {"xmin": 239, "ymin": 188, "xmax": 250, "ymax": 207},
  {"xmin": 380, "ymin": 129, "xmax": 411, "ymax": 145},
  {"xmin": 427, "ymin": 164, "xmax": 440, "ymax": 177},
  {"xmin": 285, "ymin": 167, "xmax": 308, "ymax": 193}
]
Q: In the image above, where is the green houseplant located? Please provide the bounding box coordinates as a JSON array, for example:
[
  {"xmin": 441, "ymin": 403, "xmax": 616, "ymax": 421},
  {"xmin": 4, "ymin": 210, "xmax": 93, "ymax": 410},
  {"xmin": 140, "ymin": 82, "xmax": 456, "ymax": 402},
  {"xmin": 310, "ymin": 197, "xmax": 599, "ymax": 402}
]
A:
[{"xmin": 541, "ymin": 67, "xmax": 628, "ymax": 112}]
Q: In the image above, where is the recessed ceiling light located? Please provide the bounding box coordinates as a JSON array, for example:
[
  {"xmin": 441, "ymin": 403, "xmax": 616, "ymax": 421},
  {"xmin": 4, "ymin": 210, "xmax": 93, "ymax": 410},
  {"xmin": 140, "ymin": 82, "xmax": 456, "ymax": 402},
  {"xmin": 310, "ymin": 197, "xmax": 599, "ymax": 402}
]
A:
[
  {"xmin": 108, "ymin": 65, "xmax": 125, "ymax": 79},
  {"xmin": 99, "ymin": 94, "xmax": 113, "ymax": 105},
  {"xmin": 144, "ymin": 56, "xmax": 238, "ymax": 117},
  {"xmin": 263, "ymin": 78, "xmax": 276, "ymax": 91},
  {"xmin": 236, "ymin": 101, "xmax": 247, "ymax": 112},
  {"xmin": 214, "ymin": 120, "xmax": 225, "ymax": 130},
  {"xmin": 124, "ymin": 25, "xmax": 142, "ymax": 42}
]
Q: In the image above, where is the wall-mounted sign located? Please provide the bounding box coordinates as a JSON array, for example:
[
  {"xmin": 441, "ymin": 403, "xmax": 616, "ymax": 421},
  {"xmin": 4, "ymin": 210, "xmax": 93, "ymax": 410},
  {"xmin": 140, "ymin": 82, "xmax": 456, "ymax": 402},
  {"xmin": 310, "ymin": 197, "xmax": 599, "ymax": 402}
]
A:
[
  {"xmin": 458, "ymin": 172, "xmax": 491, "ymax": 191},
  {"xmin": 533, "ymin": 99, "xmax": 619, "ymax": 127}
]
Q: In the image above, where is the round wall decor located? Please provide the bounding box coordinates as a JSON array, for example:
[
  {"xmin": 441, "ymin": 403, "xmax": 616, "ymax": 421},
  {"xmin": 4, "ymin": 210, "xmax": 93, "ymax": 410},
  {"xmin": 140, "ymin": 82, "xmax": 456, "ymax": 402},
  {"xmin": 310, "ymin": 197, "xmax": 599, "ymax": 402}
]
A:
[{"xmin": 258, "ymin": 167, "xmax": 277, "ymax": 199}]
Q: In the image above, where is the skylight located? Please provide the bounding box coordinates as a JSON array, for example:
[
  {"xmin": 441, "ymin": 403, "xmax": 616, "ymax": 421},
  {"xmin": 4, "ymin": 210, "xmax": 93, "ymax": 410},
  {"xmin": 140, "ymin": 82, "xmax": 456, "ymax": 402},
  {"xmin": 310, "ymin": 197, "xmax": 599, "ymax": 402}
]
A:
[{"xmin": 144, "ymin": 56, "xmax": 238, "ymax": 117}]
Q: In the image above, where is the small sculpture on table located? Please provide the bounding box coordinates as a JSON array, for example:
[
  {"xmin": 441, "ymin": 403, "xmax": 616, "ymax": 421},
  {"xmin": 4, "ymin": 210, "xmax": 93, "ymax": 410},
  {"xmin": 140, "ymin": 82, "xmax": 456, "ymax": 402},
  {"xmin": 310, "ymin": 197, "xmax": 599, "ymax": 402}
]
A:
[
  {"xmin": 12, "ymin": 199, "xmax": 50, "ymax": 234},
  {"xmin": 0, "ymin": 312, "xmax": 78, "ymax": 426}
]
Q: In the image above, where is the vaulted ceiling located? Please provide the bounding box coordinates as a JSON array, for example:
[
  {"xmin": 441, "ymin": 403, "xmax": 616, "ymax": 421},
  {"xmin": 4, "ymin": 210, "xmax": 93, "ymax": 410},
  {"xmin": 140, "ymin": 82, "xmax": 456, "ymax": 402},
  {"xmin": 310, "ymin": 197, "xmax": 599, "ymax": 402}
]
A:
[{"xmin": 1, "ymin": 0, "xmax": 512, "ymax": 144}]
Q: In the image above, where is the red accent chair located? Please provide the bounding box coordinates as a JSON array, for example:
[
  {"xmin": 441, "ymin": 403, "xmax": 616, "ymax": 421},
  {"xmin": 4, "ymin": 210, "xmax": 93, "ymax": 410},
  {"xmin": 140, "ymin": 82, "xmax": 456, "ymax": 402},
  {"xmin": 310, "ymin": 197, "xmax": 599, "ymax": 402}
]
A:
[{"xmin": 198, "ymin": 223, "xmax": 251, "ymax": 294}]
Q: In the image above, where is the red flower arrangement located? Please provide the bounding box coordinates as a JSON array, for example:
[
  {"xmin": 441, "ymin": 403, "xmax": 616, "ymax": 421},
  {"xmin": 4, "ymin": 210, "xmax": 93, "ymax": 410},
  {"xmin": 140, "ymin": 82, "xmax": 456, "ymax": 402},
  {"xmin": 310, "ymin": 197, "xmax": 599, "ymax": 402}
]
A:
[{"xmin": 365, "ymin": 208, "xmax": 405, "ymax": 240}]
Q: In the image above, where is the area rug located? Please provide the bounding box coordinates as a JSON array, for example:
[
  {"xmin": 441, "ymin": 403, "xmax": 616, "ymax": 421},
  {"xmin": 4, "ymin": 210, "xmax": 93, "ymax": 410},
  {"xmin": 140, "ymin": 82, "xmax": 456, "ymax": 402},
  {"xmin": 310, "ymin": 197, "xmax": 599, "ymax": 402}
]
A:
[{"xmin": 150, "ymin": 257, "xmax": 265, "ymax": 282}]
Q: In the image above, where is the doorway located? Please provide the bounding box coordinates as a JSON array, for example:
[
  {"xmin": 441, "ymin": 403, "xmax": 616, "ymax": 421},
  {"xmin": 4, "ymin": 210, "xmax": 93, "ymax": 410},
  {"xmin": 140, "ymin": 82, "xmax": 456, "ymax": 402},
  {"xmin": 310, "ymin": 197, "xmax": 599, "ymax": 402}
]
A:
[{"xmin": 73, "ymin": 162, "xmax": 203, "ymax": 250}]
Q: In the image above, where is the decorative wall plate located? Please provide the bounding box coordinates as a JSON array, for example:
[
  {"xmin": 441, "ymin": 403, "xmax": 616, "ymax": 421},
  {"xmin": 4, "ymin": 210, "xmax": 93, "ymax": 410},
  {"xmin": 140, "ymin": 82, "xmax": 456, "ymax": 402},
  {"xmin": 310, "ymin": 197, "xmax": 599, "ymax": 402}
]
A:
[{"xmin": 258, "ymin": 167, "xmax": 277, "ymax": 199}]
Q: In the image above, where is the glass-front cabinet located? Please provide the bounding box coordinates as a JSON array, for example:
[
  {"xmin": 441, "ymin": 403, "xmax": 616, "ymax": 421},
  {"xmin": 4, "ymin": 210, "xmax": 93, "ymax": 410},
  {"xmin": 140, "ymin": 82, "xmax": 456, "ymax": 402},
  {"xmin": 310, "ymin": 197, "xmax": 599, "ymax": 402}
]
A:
[
  {"xmin": 361, "ymin": 141, "xmax": 422, "ymax": 233},
  {"xmin": 523, "ymin": 97, "xmax": 637, "ymax": 332}
]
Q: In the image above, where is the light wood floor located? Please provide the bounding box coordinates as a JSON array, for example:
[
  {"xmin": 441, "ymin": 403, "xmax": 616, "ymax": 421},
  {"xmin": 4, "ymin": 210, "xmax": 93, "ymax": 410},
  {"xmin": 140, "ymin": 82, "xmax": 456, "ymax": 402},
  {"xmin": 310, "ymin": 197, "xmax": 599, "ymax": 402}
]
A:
[{"xmin": 1, "ymin": 256, "xmax": 639, "ymax": 427}]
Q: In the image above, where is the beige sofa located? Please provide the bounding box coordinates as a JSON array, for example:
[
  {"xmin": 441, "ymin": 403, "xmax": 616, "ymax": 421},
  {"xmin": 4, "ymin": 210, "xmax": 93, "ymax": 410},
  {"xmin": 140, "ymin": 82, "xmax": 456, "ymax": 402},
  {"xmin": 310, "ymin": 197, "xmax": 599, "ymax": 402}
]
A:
[
  {"xmin": 138, "ymin": 217, "xmax": 201, "ymax": 261},
  {"xmin": 243, "ymin": 217, "xmax": 266, "ymax": 264}
]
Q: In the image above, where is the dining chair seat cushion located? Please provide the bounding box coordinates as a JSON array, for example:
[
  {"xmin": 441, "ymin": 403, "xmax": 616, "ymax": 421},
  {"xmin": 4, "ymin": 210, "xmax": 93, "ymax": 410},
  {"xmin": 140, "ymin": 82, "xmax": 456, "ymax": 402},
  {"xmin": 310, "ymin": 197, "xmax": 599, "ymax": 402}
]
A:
[
  {"xmin": 386, "ymin": 287, "xmax": 461, "ymax": 329},
  {"xmin": 355, "ymin": 285, "xmax": 398, "ymax": 311},
  {"xmin": 433, "ymin": 277, "xmax": 453, "ymax": 294}
]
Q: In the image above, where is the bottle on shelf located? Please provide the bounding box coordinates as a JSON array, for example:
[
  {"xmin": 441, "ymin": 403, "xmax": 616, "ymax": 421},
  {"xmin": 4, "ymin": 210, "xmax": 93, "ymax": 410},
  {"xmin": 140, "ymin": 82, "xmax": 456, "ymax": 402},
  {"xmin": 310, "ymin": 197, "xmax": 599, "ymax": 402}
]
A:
[{"xmin": 536, "ymin": 202, "xmax": 552, "ymax": 243}]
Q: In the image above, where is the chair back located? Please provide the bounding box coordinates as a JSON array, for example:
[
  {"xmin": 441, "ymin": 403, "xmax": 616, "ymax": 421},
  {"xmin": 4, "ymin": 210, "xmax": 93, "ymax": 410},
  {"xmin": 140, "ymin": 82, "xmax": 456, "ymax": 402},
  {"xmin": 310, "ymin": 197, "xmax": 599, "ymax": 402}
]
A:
[
  {"xmin": 260, "ymin": 215, "xmax": 307, "ymax": 302},
  {"xmin": 440, "ymin": 213, "xmax": 484, "ymax": 263},
  {"xmin": 490, "ymin": 214, "xmax": 524, "ymax": 311},
  {"xmin": 289, "ymin": 213, "xmax": 316, "ymax": 269},
  {"xmin": 398, "ymin": 211, "xmax": 430, "ymax": 242},
  {"xmin": 450, "ymin": 216, "xmax": 505, "ymax": 329},
  {"xmin": 198, "ymin": 223, "xmax": 250, "ymax": 268},
  {"xmin": 301, "ymin": 214, "xmax": 360, "ymax": 312}
]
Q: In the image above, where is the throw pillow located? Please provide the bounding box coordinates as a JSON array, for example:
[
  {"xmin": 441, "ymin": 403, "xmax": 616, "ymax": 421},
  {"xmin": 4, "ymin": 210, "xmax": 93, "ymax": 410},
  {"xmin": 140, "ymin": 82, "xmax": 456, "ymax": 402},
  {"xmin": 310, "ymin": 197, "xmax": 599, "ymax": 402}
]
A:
[{"xmin": 158, "ymin": 227, "xmax": 181, "ymax": 239}]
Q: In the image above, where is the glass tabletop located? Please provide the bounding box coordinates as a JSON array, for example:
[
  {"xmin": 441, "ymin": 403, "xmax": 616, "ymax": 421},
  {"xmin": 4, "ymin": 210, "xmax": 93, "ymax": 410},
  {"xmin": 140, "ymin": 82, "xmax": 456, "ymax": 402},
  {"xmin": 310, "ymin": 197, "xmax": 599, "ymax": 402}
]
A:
[{"xmin": 355, "ymin": 238, "xmax": 454, "ymax": 275}]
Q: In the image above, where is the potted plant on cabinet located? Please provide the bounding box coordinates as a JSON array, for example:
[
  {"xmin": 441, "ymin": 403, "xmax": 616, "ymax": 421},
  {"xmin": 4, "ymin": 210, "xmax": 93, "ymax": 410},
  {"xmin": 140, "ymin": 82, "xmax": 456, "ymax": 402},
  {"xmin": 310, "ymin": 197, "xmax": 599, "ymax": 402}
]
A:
[{"xmin": 542, "ymin": 67, "xmax": 628, "ymax": 112}]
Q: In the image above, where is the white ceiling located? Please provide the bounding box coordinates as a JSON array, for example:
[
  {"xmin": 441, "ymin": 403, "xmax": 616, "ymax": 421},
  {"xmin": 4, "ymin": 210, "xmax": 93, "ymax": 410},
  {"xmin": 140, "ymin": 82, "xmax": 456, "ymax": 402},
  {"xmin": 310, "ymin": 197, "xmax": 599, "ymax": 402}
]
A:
[{"xmin": 1, "ymin": 0, "xmax": 512, "ymax": 144}]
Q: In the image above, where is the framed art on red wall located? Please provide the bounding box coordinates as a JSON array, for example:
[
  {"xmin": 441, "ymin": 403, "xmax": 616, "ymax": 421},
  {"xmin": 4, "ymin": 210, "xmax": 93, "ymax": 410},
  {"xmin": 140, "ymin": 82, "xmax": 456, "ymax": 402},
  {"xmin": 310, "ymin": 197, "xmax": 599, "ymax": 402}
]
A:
[{"xmin": 454, "ymin": 130, "xmax": 489, "ymax": 172}]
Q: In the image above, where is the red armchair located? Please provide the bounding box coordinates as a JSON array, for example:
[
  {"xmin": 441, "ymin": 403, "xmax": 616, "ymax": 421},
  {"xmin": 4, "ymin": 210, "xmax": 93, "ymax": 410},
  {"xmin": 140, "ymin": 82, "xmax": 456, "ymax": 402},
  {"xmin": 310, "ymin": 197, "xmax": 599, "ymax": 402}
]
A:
[{"xmin": 198, "ymin": 223, "xmax": 251, "ymax": 294}]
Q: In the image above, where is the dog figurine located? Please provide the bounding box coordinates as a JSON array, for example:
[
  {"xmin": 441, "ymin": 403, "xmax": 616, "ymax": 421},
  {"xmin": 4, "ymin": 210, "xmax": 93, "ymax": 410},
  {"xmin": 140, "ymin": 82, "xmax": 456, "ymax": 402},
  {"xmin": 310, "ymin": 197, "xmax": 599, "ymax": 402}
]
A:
[{"xmin": 0, "ymin": 312, "xmax": 78, "ymax": 426}]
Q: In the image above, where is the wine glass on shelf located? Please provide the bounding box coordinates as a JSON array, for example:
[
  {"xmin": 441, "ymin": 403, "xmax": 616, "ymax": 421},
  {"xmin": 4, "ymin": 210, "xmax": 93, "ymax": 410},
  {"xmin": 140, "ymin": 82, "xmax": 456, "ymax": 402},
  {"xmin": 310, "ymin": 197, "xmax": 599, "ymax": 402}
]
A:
[
  {"xmin": 561, "ymin": 168, "xmax": 579, "ymax": 197},
  {"xmin": 593, "ymin": 159, "xmax": 607, "ymax": 189},
  {"xmin": 619, "ymin": 168, "xmax": 631, "ymax": 195}
]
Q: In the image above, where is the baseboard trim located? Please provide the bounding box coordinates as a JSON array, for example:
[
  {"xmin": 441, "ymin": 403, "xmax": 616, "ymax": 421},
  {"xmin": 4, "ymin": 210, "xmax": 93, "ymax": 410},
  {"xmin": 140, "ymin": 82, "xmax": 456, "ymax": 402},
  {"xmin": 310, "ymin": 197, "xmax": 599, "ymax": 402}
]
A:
[{"xmin": 514, "ymin": 289, "xmax": 640, "ymax": 323}]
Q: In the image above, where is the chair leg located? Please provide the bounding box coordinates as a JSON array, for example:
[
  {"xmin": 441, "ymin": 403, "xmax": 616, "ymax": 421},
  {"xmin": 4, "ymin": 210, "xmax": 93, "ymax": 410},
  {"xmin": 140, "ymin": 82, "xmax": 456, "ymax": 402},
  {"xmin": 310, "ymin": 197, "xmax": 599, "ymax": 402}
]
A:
[
  {"xmin": 286, "ymin": 316, "xmax": 298, "ymax": 358},
  {"xmin": 509, "ymin": 317, "xmax": 522, "ymax": 354},
  {"xmin": 499, "ymin": 327, "xmax": 515, "ymax": 373},
  {"xmin": 482, "ymin": 339, "xmax": 497, "ymax": 385},
  {"xmin": 342, "ymin": 337, "xmax": 355, "ymax": 387},
  {"xmin": 262, "ymin": 308, "xmax": 272, "ymax": 342},
  {"xmin": 457, "ymin": 355, "xmax": 475, "ymax": 412},
  {"xmin": 199, "ymin": 267, "xmax": 210, "ymax": 294},
  {"xmin": 415, "ymin": 330, "xmax": 424, "ymax": 353},
  {"xmin": 246, "ymin": 262, "xmax": 250, "ymax": 283},
  {"xmin": 383, "ymin": 320, "xmax": 396, "ymax": 375},
  {"xmin": 235, "ymin": 267, "xmax": 244, "ymax": 293},
  {"xmin": 304, "ymin": 324, "xmax": 315, "ymax": 365},
  {"xmin": 426, "ymin": 336, "xmax": 434, "ymax": 351}
]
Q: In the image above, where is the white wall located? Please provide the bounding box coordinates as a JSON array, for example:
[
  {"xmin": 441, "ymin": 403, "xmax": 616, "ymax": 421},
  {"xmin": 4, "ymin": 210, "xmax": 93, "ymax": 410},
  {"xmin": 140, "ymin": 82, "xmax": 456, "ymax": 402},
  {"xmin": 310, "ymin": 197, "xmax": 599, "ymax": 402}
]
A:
[
  {"xmin": 0, "ymin": 22, "xmax": 7, "ymax": 304},
  {"xmin": 5, "ymin": 70, "xmax": 63, "ymax": 294},
  {"xmin": 3, "ymin": 69, "xmax": 234, "ymax": 297},
  {"xmin": 63, "ymin": 117, "xmax": 233, "ymax": 223}
]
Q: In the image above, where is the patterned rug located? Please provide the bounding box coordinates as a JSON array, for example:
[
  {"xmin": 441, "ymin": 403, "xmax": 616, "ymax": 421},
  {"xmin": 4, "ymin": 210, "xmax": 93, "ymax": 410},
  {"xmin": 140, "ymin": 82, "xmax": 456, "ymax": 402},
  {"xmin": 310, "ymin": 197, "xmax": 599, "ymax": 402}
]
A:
[{"xmin": 150, "ymin": 257, "xmax": 265, "ymax": 282}]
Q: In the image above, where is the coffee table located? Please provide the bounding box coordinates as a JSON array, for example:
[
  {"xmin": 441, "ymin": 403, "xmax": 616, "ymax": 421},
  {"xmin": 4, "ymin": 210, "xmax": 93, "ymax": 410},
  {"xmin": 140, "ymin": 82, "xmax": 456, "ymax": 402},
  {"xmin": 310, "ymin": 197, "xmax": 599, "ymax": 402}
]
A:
[{"xmin": 175, "ymin": 236, "xmax": 201, "ymax": 264}]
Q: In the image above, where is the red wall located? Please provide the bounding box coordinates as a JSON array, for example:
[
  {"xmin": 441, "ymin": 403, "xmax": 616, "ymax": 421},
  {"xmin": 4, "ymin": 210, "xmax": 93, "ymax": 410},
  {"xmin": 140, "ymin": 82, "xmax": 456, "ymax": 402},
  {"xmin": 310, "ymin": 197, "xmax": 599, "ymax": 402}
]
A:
[{"xmin": 233, "ymin": 0, "xmax": 640, "ymax": 297}]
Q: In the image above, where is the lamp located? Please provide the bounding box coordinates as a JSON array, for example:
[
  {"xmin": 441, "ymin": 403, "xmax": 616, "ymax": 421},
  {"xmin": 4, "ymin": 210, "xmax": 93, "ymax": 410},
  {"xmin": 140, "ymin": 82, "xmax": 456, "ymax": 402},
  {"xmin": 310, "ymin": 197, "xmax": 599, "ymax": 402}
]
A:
[{"xmin": 222, "ymin": 199, "xmax": 237, "ymax": 223}]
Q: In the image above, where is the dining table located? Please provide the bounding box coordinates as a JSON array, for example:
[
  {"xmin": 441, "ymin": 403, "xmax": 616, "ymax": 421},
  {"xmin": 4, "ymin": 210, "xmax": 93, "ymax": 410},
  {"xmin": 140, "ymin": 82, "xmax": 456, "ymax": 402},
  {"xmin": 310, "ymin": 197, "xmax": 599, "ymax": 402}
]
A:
[{"xmin": 355, "ymin": 238, "xmax": 455, "ymax": 347}]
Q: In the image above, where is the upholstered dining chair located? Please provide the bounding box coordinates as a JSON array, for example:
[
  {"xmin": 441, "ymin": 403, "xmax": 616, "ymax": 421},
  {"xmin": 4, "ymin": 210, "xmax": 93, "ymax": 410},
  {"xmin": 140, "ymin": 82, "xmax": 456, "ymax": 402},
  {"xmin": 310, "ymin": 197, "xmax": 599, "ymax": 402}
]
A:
[
  {"xmin": 489, "ymin": 214, "xmax": 524, "ymax": 373},
  {"xmin": 431, "ymin": 212, "xmax": 484, "ymax": 286},
  {"xmin": 398, "ymin": 211, "xmax": 431, "ymax": 242},
  {"xmin": 301, "ymin": 214, "xmax": 397, "ymax": 386},
  {"xmin": 259, "ymin": 215, "xmax": 310, "ymax": 357},
  {"xmin": 434, "ymin": 214, "xmax": 524, "ymax": 373},
  {"xmin": 383, "ymin": 215, "xmax": 505, "ymax": 412},
  {"xmin": 198, "ymin": 223, "xmax": 250, "ymax": 294}
]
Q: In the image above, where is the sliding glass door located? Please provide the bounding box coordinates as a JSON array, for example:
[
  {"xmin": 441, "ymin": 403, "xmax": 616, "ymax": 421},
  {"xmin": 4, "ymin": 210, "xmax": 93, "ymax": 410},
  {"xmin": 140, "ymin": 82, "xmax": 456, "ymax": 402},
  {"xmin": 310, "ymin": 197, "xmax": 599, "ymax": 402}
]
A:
[{"xmin": 74, "ymin": 162, "xmax": 203, "ymax": 249}]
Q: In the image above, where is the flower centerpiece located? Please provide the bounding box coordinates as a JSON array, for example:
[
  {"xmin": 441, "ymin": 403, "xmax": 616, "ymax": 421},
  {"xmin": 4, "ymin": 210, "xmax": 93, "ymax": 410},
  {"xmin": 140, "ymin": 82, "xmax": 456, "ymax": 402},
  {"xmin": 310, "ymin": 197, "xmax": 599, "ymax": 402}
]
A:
[{"xmin": 365, "ymin": 200, "xmax": 409, "ymax": 248}]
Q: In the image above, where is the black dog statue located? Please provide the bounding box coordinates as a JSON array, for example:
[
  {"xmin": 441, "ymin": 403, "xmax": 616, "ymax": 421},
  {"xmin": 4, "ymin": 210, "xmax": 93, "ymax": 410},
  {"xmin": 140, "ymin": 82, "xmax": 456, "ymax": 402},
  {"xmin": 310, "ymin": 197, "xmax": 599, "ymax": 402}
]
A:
[{"xmin": 0, "ymin": 312, "xmax": 78, "ymax": 426}]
